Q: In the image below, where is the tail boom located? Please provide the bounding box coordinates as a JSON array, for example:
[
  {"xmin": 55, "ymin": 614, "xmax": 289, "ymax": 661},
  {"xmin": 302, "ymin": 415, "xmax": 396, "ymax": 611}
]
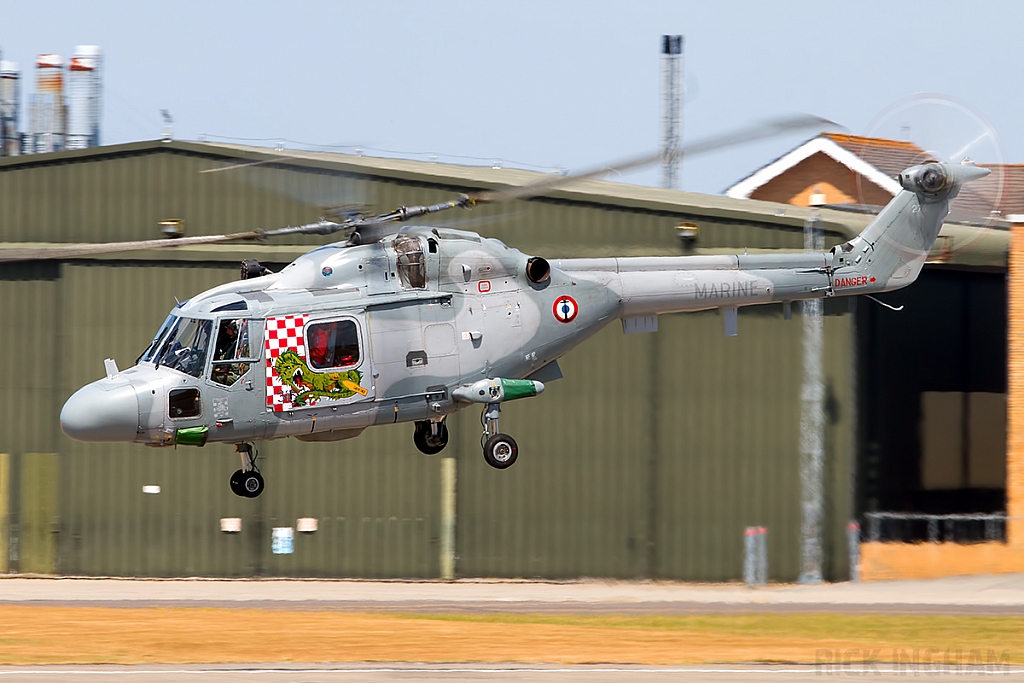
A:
[{"xmin": 554, "ymin": 162, "xmax": 990, "ymax": 321}]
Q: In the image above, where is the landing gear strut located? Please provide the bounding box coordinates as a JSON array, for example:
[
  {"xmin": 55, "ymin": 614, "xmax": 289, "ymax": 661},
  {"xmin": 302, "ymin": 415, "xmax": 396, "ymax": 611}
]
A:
[
  {"xmin": 230, "ymin": 443, "xmax": 264, "ymax": 498},
  {"xmin": 481, "ymin": 402, "xmax": 518, "ymax": 469},
  {"xmin": 413, "ymin": 418, "xmax": 449, "ymax": 455}
]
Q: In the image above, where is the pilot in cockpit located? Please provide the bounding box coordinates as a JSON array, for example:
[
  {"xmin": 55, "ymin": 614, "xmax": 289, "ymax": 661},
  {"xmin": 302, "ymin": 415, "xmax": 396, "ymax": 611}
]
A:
[
  {"xmin": 211, "ymin": 320, "xmax": 244, "ymax": 386},
  {"xmin": 214, "ymin": 320, "xmax": 238, "ymax": 361}
]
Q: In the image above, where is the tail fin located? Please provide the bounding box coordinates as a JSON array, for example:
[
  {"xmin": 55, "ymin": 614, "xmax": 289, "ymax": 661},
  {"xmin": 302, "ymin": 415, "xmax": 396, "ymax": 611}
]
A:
[{"xmin": 830, "ymin": 162, "xmax": 990, "ymax": 293}]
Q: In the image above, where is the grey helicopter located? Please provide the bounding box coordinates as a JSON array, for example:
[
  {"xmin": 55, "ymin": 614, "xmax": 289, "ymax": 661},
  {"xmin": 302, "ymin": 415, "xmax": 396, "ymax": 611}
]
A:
[{"xmin": 5, "ymin": 116, "xmax": 988, "ymax": 498}]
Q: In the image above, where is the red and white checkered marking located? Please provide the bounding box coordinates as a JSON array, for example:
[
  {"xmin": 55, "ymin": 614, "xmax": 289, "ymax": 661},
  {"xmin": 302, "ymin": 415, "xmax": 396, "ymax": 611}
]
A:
[{"xmin": 265, "ymin": 314, "xmax": 308, "ymax": 412}]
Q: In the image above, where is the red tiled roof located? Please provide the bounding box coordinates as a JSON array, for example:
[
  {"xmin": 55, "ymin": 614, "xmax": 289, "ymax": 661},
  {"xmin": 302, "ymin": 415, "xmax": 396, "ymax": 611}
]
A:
[
  {"xmin": 822, "ymin": 133, "xmax": 933, "ymax": 178},
  {"xmin": 956, "ymin": 165, "xmax": 1024, "ymax": 217},
  {"xmin": 822, "ymin": 133, "xmax": 1022, "ymax": 218}
]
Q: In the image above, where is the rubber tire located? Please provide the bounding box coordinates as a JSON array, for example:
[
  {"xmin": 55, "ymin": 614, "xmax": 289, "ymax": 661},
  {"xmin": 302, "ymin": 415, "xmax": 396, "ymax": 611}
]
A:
[
  {"xmin": 229, "ymin": 469, "xmax": 247, "ymax": 497},
  {"xmin": 483, "ymin": 433, "xmax": 518, "ymax": 469},
  {"xmin": 413, "ymin": 421, "xmax": 449, "ymax": 455},
  {"xmin": 241, "ymin": 470, "xmax": 265, "ymax": 498}
]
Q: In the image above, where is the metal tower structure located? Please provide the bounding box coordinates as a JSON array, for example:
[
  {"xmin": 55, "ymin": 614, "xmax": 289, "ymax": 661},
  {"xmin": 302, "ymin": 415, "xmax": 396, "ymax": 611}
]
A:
[
  {"xmin": 66, "ymin": 45, "xmax": 103, "ymax": 150},
  {"xmin": 0, "ymin": 60, "xmax": 18, "ymax": 157},
  {"xmin": 30, "ymin": 54, "xmax": 65, "ymax": 154},
  {"xmin": 661, "ymin": 35, "xmax": 683, "ymax": 189},
  {"xmin": 798, "ymin": 201, "xmax": 826, "ymax": 584}
]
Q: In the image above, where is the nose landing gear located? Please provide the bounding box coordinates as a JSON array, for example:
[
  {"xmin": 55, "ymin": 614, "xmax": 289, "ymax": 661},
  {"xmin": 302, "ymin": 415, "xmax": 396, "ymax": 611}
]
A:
[
  {"xmin": 481, "ymin": 402, "xmax": 518, "ymax": 469},
  {"xmin": 230, "ymin": 443, "xmax": 264, "ymax": 498}
]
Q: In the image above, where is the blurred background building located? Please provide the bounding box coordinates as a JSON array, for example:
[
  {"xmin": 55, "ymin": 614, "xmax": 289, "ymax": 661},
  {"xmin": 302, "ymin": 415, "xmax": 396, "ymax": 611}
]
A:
[
  {"xmin": 0, "ymin": 139, "xmax": 1014, "ymax": 581},
  {"xmin": 0, "ymin": 58, "xmax": 20, "ymax": 157},
  {"xmin": 0, "ymin": 44, "xmax": 102, "ymax": 157},
  {"xmin": 726, "ymin": 132, "xmax": 1024, "ymax": 216},
  {"xmin": 30, "ymin": 54, "xmax": 65, "ymax": 154},
  {"xmin": 65, "ymin": 46, "xmax": 102, "ymax": 150}
]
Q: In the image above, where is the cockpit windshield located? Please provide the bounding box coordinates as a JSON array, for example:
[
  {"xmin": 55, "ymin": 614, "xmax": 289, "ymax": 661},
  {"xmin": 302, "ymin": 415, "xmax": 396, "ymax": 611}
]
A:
[
  {"xmin": 139, "ymin": 314, "xmax": 178, "ymax": 363},
  {"xmin": 152, "ymin": 317, "xmax": 213, "ymax": 378}
]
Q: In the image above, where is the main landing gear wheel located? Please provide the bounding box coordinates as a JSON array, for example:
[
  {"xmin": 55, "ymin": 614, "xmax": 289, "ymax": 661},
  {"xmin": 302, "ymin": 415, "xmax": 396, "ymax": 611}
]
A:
[
  {"xmin": 240, "ymin": 470, "xmax": 265, "ymax": 497},
  {"xmin": 483, "ymin": 433, "xmax": 518, "ymax": 469},
  {"xmin": 230, "ymin": 469, "xmax": 265, "ymax": 498},
  {"xmin": 413, "ymin": 419, "xmax": 449, "ymax": 455},
  {"xmin": 231, "ymin": 443, "xmax": 265, "ymax": 498},
  {"xmin": 229, "ymin": 469, "xmax": 246, "ymax": 496}
]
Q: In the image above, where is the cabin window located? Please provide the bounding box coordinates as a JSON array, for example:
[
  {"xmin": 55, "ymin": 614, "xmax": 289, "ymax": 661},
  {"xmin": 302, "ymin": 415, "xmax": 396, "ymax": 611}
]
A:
[
  {"xmin": 210, "ymin": 318, "xmax": 253, "ymax": 387},
  {"xmin": 306, "ymin": 320, "xmax": 360, "ymax": 370},
  {"xmin": 168, "ymin": 388, "xmax": 202, "ymax": 418},
  {"xmin": 393, "ymin": 236, "xmax": 426, "ymax": 289}
]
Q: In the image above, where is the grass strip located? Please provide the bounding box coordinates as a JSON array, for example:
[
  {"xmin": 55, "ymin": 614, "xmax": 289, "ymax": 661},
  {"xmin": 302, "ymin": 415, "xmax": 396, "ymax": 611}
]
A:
[{"xmin": 0, "ymin": 606, "xmax": 1019, "ymax": 666}]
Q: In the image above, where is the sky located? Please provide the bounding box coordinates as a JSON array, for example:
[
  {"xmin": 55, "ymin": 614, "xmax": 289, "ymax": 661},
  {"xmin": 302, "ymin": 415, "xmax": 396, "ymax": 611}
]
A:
[{"xmin": 2, "ymin": 0, "xmax": 1023, "ymax": 195}]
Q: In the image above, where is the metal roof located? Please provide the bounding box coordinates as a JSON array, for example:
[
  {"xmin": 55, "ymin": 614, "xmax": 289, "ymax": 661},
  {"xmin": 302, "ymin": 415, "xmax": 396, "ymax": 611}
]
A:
[
  {"xmin": 0, "ymin": 139, "xmax": 864, "ymax": 236},
  {"xmin": 0, "ymin": 139, "xmax": 1009, "ymax": 268}
]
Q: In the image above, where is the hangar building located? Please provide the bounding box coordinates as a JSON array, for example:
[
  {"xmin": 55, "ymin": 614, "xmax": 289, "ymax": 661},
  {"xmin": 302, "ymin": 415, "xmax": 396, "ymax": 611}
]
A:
[{"xmin": 0, "ymin": 140, "xmax": 1010, "ymax": 580}]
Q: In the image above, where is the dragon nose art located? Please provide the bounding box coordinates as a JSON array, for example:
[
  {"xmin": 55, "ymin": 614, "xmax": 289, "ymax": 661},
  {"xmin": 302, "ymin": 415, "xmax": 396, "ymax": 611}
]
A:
[{"xmin": 60, "ymin": 382, "xmax": 140, "ymax": 443}]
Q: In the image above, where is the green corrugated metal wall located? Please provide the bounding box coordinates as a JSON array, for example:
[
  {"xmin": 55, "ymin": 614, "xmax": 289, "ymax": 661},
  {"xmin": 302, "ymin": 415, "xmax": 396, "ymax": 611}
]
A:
[
  {"xmin": 455, "ymin": 305, "xmax": 854, "ymax": 581},
  {"xmin": 0, "ymin": 144, "xmax": 837, "ymax": 254},
  {"xmin": 0, "ymin": 144, "xmax": 855, "ymax": 580}
]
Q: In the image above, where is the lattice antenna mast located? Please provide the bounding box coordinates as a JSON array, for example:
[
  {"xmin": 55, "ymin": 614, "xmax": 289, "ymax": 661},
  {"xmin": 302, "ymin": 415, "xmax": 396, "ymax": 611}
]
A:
[{"xmin": 661, "ymin": 35, "xmax": 683, "ymax": 189}]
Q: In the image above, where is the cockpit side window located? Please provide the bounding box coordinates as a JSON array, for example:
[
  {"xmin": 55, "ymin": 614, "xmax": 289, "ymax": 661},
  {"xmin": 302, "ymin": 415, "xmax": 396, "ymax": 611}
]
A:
[
  {"xmin": 393, "ymin": 236, "xmax": 426, "ymax": 289},
  {"xmin": 210, "ymin": 319, "xmax": 253, "ymax": 387}
]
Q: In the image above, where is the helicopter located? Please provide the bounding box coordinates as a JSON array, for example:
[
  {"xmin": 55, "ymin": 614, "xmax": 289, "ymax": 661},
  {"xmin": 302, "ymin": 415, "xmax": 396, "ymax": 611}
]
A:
[{"xmin": 4, "ymin": 116, "xmax": 988, "ymax": 498}]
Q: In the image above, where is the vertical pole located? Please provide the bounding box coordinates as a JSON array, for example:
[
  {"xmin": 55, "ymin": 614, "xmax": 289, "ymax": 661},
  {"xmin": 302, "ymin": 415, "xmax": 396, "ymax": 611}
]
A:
[
  {"xmin": 799, "ymin": 211, "xmax": 825, "ymax": 584},
  {"xmin": 661, "ymin": 35, "xmax": 683, "ymax": 190},
  {"xmin": 247, "ymin": 448, "xmax": 265, "ymax": 577},
  {"xmin": 0, "ymin": 453, "xmax": 8, "ymax": 573},
  {"xmin": 19, "ymin": 453, "xmax": 58, "ymax": 575},
  {"xmin": 440, "ymin": 456, "xmax": 456, "ymax": 580},
  {"xmin": 745, "ymin": 527, "xmax": 768, "ymax": 586},
  {"xmin": 6, "ymin": 453, "xmax": 17, "ymax": 573},
  {"xmin": 743, "ymin": 527, "xmax": 756, "ymax": 587},
  {"xmin": 646, "ymin": 331, "xmax": 661, "ymax": 578},
  {"xmin": 757, "ymin": 527, "xmax": 768, "ymax": 585},
  {"xmin": 847, "ymin": 521, "xmax": 860, "ymax": 582}
]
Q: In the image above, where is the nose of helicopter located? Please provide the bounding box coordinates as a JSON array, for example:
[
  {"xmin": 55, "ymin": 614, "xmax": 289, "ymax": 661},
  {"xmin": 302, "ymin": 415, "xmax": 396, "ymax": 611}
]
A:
[{"xmin": 60, "ymin": 381, "xmax": 140, "ymax": 443}]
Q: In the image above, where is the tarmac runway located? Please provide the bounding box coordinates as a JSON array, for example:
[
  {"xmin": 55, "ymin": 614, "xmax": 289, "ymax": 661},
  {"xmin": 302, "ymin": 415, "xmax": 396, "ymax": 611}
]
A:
[
  {"xmin": 1, "ymin": 663, "xmax": 1023, "ymax": 683},
  {"xmin": 1, "ymin": 573, "xmax": 1023, "ymax": 614},
  {"xmin": 2, "ymin": 598, "xmax": 1022, "ymax": 615}
]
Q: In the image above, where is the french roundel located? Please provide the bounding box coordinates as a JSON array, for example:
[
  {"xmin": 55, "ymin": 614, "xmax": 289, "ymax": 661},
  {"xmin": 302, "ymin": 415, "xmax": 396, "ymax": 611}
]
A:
[{"xmin": 552, "ymin": 295, "xmax": 579, "ymax": 323}]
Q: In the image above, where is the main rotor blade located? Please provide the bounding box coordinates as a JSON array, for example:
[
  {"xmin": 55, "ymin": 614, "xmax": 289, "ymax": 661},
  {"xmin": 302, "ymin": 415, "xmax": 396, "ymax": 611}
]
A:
[
  {"xmin": 468, "ymin": 114, "xmax": 835, "ymax": 205},
  {"xmin": 0, "ymin": 220, "xmax": 351, "ymax": 263},
  {"xmin": 1, "ymin": 114, "xmax": 835, "ymax": 262},
  {"xmin": 0, "ymin": 231, "xmax": 267, "ymax": 263}
]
